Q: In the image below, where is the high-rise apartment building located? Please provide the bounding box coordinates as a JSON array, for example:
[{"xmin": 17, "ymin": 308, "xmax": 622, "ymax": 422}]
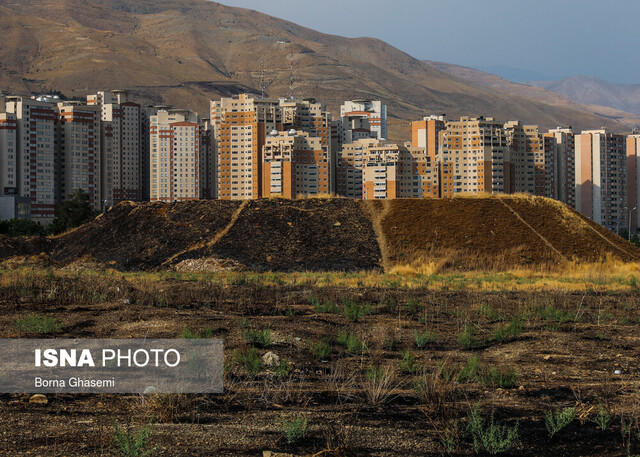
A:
[
  {"xmin": 0, "ymin": 108, "xmax": 18, "ymax": 196},
  {"xmin": 212, "ymin": 94, "xmax": 336, "ymax": 199},
  {"xmin": 55, "ymin": 102, "xmax": 102, "ymax": 210},
  {"xmin": 88, "ymin": 90, "xmax": 143, "ymax": 204},
  {"xmin": 411, "ymin": 115, "xmax": 446, "ymax": 160},
  {"xmin": 2, "ymin": 96, "xmax": 56, "ymax": 222},
  {"xmin": 504, "ymin": 121, "xmax": 537, "ymax": 194},
  {"xmin": 149, "ymin": 109, "xmax": 201, "ymax": 203},
  {"xmin": 336, "ymin": 138, "xmax": 380, "ymax": 198},
  {"xmin": 626, "ymin": 134, "xmax": 640, "ymax": 234},
  {"xmin": 262, "ymin": 130, "xmax": 328, "ymax": 198},
  {"xmin": 575, "ymin": 130, "xmax": 627, "ymax": 232},
  {"xmin": 543, "ymin": 128, "xmax": 576, "ymax": 206},
  {"xmin": 211, "ymin": 95, "xmax": 261, "ymax": 200},
  {"xmin": 438, "ymin": 117, "xmax": 512, "ymax": 195},
  {"xmin": 340, "ymin": 100, "xmax": 387, "ymax": 145},
  {"xmin": 199, "ymin": 119, "xmax": 216, "ymax": 199}
]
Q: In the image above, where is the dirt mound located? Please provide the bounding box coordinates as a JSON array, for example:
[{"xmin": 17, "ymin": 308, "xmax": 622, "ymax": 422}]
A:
[
  {"xmin": 50, "ymin": 198, "xmax": 381, "ymax": 272},
  {"xmin": 370, "ymin": 196, "xmax": 640, "ymax": 270},
  {"xmin": 51, "ymin": 200, "xmax": 242, "ymax": 270},
  {"xmin": 0, "ymin": 196, "xmax": 637, "ymax": 272}
]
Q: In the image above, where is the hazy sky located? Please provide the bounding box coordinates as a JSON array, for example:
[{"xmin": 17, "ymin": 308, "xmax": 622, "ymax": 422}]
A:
[{"xmin": 215, "ymin": 0, "xmax": 640, "ymax": 84}]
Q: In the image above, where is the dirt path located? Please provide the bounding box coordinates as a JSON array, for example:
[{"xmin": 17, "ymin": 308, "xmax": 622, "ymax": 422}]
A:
[
  {"xmin": 361, "ymin": 200, "xmax": 392, "ymax": 272},
  {"xmin": 498, "ymin": 198, "xmax": 568, "ymax": 263},
  {"xmin": 161, "ymin": 200, "xmax": 250, "ymax": 267}
]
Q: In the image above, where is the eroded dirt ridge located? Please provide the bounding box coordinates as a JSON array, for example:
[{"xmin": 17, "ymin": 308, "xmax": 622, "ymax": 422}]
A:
[{"xmin": 0, "ymin": 197, "xmax": 638, "ymax": 271}]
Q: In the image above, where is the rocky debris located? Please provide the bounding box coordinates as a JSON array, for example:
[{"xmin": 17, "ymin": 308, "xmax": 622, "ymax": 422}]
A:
[
  {"xmin": 28, "ymin": 394, "xmax": 48, "ymax": 405},
  {"xmin": 172, "ymin": 257, "xmax": 246, "ymax": 273},
  {"xmin": 262, "ymin": 351, "xmax": 280, "ymax": 367}
]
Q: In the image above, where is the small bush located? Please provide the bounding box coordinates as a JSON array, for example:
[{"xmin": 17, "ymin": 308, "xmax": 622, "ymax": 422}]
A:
[
  {"xmin": 273, "ymin": 358, "xmax": 291, "ymax": 379},
  {"xmin": 543, "ymin": 306, "xmax": 573, "ymax": 331},
  {"xmin": 485, "ymin": 367, "xmax": 519, "ymax": 388},
  {"xmin": 280, "ymin": 414, "xmax": 308, "ymax": 444},
  {"xmin": 337, "ymin": 331, "xmax": 367, "ymax": 355},
  {"xmin": 458, "ymin": 356, "xmax": 482, "ymax": 383},
  {"xmin": 400, "ymin": 351, "xmax": 419, "ymax": 374},
  {"xmin": 112, "ymin": 423, "xmax": 153, "ymax": 457},
  {"xmin": 15, "ymin": 314, "xmax": 62, "ymax": 334},
  {"xmin": 181, "ymin": 327, "xmax": 213, "ymax": 339},
  {"xmin": 466, "ymin": 407, "xmax": 519, "ymax": 455},
  {"xmin": 234, "ymin": 347, "xmax": 264, "ymax": 376},
  {"xmin": 343, "ymin": 298, "xmax": 373, "ymax": 322},
  {"xmin": 458, "ymin": 324, "xmax": 478, "ymax": 349},
  {"xmin": 312, "ymin": 295, "xmax": 339, "ymax": 313},
  {"xmin": 243, "ymin": 328, "xmax": 271, "ymax": 348},
  {"xmin": 592, "ymin": 404, "xmax": 611, "ymax": 431},
  {"xmin": 545, "ymin": 406, "xmax": 576, "ymax": 438},
  {"xmin": 404, "ymin": 297, "xmax": 424, "ymax": 317},
  {"xmin": 414, "ymin": 330, "xmax": 437, "ymax": 348},
  {"xmin": 312, "ymin": 340, "xmax": 332, "ymax": 360},
  {"xmin": 491, "ymin": 317, "xmax": 523, "ymax": 343}
]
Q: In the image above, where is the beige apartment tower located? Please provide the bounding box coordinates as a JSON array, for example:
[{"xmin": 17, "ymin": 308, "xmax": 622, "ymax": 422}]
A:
[
  {"xmin": 575, "ymin": 130, "xmax": 627, "ymax": 232},
  {"xmin": 1, "ymin": 96, "xmax": 56, "ymax": 222},
  {"xmin": 149, "ymin": 109, "xmax": 201, "ymax": 203}
]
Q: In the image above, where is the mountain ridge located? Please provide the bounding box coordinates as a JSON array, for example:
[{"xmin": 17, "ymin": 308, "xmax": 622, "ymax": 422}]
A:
[{"xmin": 0, "ymin": 0, "xmax": 638, "ymax": 140}]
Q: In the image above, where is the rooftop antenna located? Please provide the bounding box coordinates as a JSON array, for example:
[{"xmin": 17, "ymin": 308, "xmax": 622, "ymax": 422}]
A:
[
  {"xmin": 260, "ymin": 60, "xmax": 265, "ymax": 99},
  {"xmin": 289, "ymin": 54, "xmax": 294, "ymax": 100}
]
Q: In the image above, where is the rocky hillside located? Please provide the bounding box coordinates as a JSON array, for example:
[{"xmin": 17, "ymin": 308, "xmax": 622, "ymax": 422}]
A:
[{"xmin": 0, "ymin": 0, "xmax": 637, "ymax": 140}]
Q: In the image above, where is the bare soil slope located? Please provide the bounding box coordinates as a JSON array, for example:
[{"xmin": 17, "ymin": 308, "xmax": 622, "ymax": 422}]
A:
[
  {"xmin": 1, "ymin": 196, "xmax": 635, "ymax": 272},
  {"xmin": 374, "ymin": 197, "xmax": 640, "ymax": 269}
]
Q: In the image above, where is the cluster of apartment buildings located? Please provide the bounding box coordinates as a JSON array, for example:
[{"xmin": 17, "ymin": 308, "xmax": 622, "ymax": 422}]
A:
[{"xmin": 0, "ymin": 90, "xmax": 639, "ymax": 234}]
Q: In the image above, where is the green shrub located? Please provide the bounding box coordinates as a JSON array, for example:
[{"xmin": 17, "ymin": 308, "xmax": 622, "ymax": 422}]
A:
[
  {"xmin": 545, "ymin": 407, "xmax": 576, "ymax": 438},
  {"xmin": 337, "ymin": 331, "xmax": 367, "ymax": 354},
  {"xmin": 593, "ymin": 405, "xmax": 611, "ymax": 431},
  {"xmin": 491, "ymin": 317, "xmax": 523, "ymax": 343},
  {"xmin": 280, "ymin": 414, "xmax": 308, "ymax": 444},
  {"xmin": 243, "ymin": 328, "xmax": 271, "ymax": 348},
  {"xmin": 543, "ymin": 306, "xmax": 573, "ymax": 331},
  {"xmin": 458, "ymin": 356, "xmax": 482, "ymax": 383},
  {"xmin": 400, "ymin": 351, "xmax": 419, "ymax": 374},
  {"xmin": 273, "ymin": 358, "xmax": 291, "ymax": 379},
  {"xmin": 181, "ymin": 327, "xmax": 213, "ymax": 339},
  {"xmin": 234, "ymin": 347, "xmax": 263, "ymax": 376},
  {"xmin": 485, "ymin": 367, "xmax": 519, "ymax": 388},
  {"xmin": 466, "ymin": 407, "xmax": 519, "ymax": 455},
  {"xmin": 0, "ymin": 218, "xmax": 46, "ymax": 237},
  {"xmin": 112, "ymin": 423, "xmax": 153, "ymax": 457},
  {"xmin": 312, "ymin": 340, "xmax": 332, "ymax": 360},
  {"xmin": 15, "ymin": 314, "xmax": 62, "ymax": 334},
  {"xmin": 343, "ymin": 298, "xmax": 373, "ymax": 322},
  {"xmin": 404, "ymin": 297, "xmax": 424, "ymax": 316},
  {"xmin": 311, "ymin": 295, "xmax": 339, "ymax": 313},
  {"xmin": 414, "ymin": 330, "xmax": 437, "ymax": 348},
  {"xmin": 458, "ymin": 324, "xmax": 478, "ymax": 349}
]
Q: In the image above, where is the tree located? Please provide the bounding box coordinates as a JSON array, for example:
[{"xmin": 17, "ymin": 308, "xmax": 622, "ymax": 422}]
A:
[
  {"xmin": 49, "ymin": 189, "xmax": 99, "ymax": 234},
  {"xmin": 0, "ymin": 218, "xmax": 46, "ymax": 237}
]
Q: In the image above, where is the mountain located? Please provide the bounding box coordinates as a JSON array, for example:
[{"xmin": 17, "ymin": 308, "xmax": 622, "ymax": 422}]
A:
[
  {"xmin": 473, "ymin": 65, "xmax": 560, "ymax": 83},
  {"xmin": 428, "ymin": 61, "xmax": 640, "ymax": 129},
  {"xmin": 531, "ymin": 76, "xmax": 640, "ymax": 116},
  {"xmin": 0, "ymin": 0, "xmax": 638, "ymax": 141}
]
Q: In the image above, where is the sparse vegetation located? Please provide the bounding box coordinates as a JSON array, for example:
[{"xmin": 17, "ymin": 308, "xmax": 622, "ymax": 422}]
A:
[
  {"xmin": 112, "ymin": 423, "xmax": 153, "ymax": 457},
  {"xmin": 280, "ymin": 414, "xmax": 308, "ymax": 444},
  {"xmin": 234, "ymin": 347, "xmax": 264, "ymax": 376},
  {"xmin": 337, "ymin": 331, "xmax": 367, "ymax": 355},
  {"xmin": 414, "ymin": 329, "xmax": 437, "ymax": 348},
  {"xmin": 243, "ymin": 327, "xmax": 271, "ymax": 348},
  {"xmin": 545, "ymin": 407, "xmax": 576, "ymax": 438},
  {"xmin": 15, "ymin": 314, "xmax": 62, "ymax": 334},
  {"xmin": 466, "ymin": 407, "xmax": 519, "ymax": 455}
]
